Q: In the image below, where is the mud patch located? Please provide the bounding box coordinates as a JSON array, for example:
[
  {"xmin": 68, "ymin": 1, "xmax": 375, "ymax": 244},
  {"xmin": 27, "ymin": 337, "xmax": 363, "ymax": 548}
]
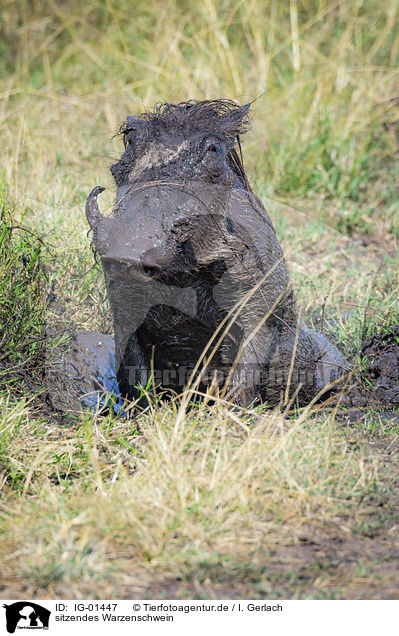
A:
[
  {"xmin": 360, "ymin": 326, "xmax": 399, "ymax": 406},
  {"xmin": 46, "ymin": 330, "xmax": 123, "ymax": 414}
]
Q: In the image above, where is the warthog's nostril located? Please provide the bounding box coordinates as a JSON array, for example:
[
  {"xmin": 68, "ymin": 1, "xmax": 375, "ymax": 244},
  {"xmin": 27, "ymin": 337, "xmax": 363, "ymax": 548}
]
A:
[{"xmin": 140, "ymin": 248, "xmax": 167, "ymax": 277}]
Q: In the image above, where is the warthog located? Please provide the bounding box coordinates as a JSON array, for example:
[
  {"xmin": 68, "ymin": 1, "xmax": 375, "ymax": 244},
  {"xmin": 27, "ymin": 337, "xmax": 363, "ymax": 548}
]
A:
[{"xmin": 86, "ymin": 99, "xmax": 346, "ymax": 406}]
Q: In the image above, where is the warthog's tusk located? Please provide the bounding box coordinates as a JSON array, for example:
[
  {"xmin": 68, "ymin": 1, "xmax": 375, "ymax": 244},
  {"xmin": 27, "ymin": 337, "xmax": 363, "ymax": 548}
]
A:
[{"xmin": 86, "ymin": 185, "xmax": 105, "ymax": 230}]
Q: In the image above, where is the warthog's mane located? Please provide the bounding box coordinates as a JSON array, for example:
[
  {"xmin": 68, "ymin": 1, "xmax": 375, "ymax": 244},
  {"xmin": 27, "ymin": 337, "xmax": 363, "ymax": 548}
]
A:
[
  {"xmin": 125, "ymin": 99, "xmax": 251, "ymax": 138},
  {"xmin": 118, "ymin": 99, "xmax": 252, "ymax": 191}
]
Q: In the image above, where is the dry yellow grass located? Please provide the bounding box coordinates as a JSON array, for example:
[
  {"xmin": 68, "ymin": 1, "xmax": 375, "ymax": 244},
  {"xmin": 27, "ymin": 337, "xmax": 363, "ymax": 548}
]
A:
[{"xmin": 0, "ymin": 395, "xmax": 386, "ymax": 598}]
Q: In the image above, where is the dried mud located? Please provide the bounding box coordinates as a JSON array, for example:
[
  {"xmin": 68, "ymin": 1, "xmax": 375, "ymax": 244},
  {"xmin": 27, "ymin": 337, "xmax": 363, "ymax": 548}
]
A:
[{"xmin": 361, "ymin": 327, "xmax": 399, "ymax": 407}]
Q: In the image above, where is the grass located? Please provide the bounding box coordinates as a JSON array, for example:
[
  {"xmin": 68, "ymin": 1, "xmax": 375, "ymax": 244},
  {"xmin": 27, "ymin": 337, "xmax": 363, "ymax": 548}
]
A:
[
  {"xmin": 0, "ymin": 0, "xmax": 398, "ymax": 599},
  {"xmin": 0, "ymin": 176, "xmax": 47, "ymax": 394},
  {"xmin": 1, "ymin": 398, "xmax": 394, "ymax": 598}
]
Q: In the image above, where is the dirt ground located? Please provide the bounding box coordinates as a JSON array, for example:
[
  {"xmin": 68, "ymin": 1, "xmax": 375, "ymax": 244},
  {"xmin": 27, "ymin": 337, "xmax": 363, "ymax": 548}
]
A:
[
  {"xmin": 94, "ymin": 434, "xmax": 399, "ymax": 600},
  {"xmin": 360, "ymin": 328, "xmax": 399, "ymax": 407},
  {"xmin": 0, "ymin": 419, "xmax": 397, "ymax": 601}
]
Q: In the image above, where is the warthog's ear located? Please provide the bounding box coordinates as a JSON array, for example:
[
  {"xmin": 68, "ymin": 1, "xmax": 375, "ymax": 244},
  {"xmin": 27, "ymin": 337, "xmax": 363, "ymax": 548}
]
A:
[
  {"xmin": 124, "ymin": 116, "xmax": 147, "ymax": 128},
  {"xmin": 86, "ymin": 186, "xmax": 105, "ymax": 230},
  {"xmin": 219, "ymin": 103, "xmax": 251, "ymax": 137},
  {"xmin": 122, "ymin": 116, "xmax": 147, "ymax": 147}
]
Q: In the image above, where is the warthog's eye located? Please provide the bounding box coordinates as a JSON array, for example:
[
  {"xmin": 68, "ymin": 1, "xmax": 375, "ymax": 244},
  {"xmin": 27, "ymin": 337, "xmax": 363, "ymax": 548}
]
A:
[
  {"xmin": 206, "ymin": 143, "xmax": 223, "ymax": 155},
  {"xmin": 199, "ymin": 140, "xmax": 225, "ymax": 166}
]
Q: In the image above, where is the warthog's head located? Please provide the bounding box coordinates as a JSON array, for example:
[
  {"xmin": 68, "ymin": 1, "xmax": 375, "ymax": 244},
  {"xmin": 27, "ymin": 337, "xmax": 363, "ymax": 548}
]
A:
[{"xmin": 86, "ymin": 100, "xmax": 255, "ymax": 280}]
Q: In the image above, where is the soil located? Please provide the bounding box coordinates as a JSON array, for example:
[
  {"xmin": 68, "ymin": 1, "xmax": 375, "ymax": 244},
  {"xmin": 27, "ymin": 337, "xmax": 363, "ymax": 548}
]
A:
[
  {"xmin": 335, "ymin": 326, "xmax": 399, "ymax": 422},
  {"xmin": 306, "ymin": 314, "xmax": 399, "ymax": 417},
  {"xmin": 360, "ymin": 327, "xmax": 399, "ymax": 406},
  {"xmin": 2, "ymin": 500, "xmax": 397, "ymax": 600},
  {"xmin": 0, "ymin": 425, "xmax": 397, "ymax": 601},
  {"xmin": 1, "ymin": 523, "xmax": 397, "ymax": 600},
  {"xmin": 110, "ymin": 433, "xmax": 399, "ymax": 600}
]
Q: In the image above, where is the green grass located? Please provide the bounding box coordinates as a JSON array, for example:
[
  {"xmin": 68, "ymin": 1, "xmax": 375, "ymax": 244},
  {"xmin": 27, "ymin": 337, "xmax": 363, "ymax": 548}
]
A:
[
  {"xmin": 0, "ymin": 0, "xmax": 398, "ymax": 599},
  {"xmin": 0, "ymin": 176, "xmax": 47, "ymax": 393}
]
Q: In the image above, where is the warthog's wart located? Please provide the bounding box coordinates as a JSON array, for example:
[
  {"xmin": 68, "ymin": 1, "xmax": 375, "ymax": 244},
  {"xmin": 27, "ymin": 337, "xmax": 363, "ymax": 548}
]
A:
[{"xmin": 86, "ymin": 100, "xmax": 346, "ymax": 406}]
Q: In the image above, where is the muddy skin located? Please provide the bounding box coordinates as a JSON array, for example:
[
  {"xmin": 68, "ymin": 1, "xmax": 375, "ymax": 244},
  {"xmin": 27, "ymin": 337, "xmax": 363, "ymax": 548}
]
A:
[{"xmin": 86, "ymin": 100, "xmax": 348, "ymax": 408}]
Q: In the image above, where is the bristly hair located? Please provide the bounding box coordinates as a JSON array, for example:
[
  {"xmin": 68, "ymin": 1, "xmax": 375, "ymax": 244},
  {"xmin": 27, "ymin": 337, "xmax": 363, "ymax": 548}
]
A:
[
  {"xmin": 129, "ymin": 99, "xmax": 251, "ymax": 138},
  {"xmin": 119, "ymin": 99, "xmax": 252, "ymax": 191}
]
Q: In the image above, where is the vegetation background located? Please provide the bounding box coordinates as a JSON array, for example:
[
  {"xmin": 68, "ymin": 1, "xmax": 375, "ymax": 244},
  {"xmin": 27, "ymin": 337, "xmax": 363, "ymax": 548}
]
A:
[{"xmin": 0, "ymin": 0, "xmax": 398, "ymax": 599}]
